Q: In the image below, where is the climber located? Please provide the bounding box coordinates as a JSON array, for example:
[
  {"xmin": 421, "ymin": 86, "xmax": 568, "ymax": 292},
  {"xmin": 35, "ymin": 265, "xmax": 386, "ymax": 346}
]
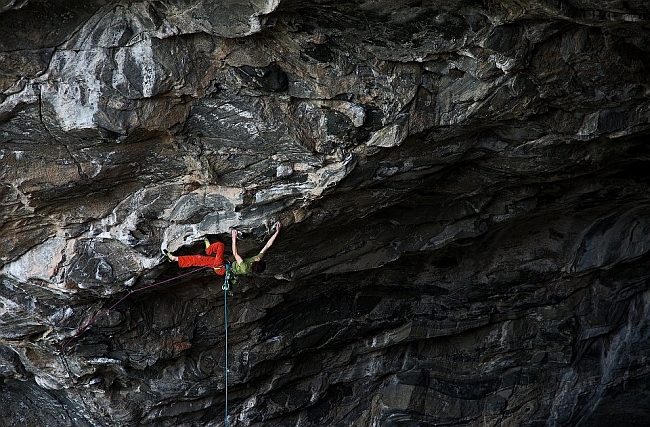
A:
[
  {"xmin": 163, "ymin": 221, "xmax": 282, "ymax": 277},
  {"xmin": 230, "ymin": 221, "xmax": 281, "ymax": 275}
]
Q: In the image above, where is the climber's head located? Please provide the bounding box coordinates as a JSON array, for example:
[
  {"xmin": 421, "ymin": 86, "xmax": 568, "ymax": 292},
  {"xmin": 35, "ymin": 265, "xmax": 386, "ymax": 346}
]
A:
[{"xmin": 251, "ymin": 258, "xmax": 266, "ymax": 274}]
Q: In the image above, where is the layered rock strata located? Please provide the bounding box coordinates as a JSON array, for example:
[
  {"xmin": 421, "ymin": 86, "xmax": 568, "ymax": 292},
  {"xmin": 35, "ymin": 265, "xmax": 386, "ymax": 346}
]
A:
[{"xmin": 1, "ymin": 0, "xmax": 650, "ymax": 426}]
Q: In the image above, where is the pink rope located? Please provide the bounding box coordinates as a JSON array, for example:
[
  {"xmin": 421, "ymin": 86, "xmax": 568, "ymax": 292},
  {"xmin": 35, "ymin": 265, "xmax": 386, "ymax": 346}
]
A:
[{"xmin": 60, "ymin": 266, "xmax": 210, "ymax": 353}]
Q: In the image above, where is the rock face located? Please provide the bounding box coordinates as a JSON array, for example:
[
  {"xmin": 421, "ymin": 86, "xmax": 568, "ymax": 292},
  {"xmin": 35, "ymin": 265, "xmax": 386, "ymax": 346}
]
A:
[{"xmin": 2, "ymin": 0, "xmax": 650, "ymax": 425}]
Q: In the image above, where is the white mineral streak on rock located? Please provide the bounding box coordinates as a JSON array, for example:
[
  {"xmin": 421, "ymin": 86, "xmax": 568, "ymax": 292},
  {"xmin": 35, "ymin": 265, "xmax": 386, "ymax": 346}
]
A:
[
  {"xmin": 0, "ymin": 237, "xmax": 67, "ymax": 284},
  {"xmin": 259, "ymin": 0, "xmax": 281, "ymax": 14},
  {"xmin": 246, "ymin": 14, "xmax": 263, "ymax": 35},
  {"xmin": 0, "ymin": 0, "xmax": 28, "ymax": 13},
  {"xmin": 276, "ymin": 162, "xmax": 294, "ymax": 177},
  {"xmin": 95, "ymin": 188, "xmax": 161, "ymax": 244},
  {"xmin": 600, "ymin": 290, "xmax": 650, "ymax": 385},
  {"xmin": 97, "ymin": 209, "xmax": 161, "ymax": 271},
  {"xmin": 245, "ymin": 0, "xmax": 281, "ymax": 35},
  {"xmin": 252, "ymin": 183, "xmax": 310, "ymax": 205},
  {"xmin": 87, "ymin": 357, "xmax": 122, "ymax": 365},
  {"xmin": 133, "ymin": 39, "xmax": 156, "ymax": 98},
  {"xmin": 366, "ymin": 123, "xmax": 407, "ymax": 148},
  {"xmin": 547, "ymin": 370, "xmax": 579, "ymax": 426},
  {"xmin": 493, "ymin": 53, "xmax": 516, "ymax": 73},
  {"xmin": 0, "ymin": 294, "xmax": 20, "ymax": 316},
  {"xmin": 222, "ymin": 102, "xmax": 255, "ymax": 119},
  {"xmin": 112, "ymin": 37, "xmax": 157, "ymax": 98},
  {"xmin": 162, "ymin": 186, "xmax": 244, "ymax": 252},
  {"xmin": 158, "ymin": 0, "xmax": 280, "ymax": 38},
  {"xmin": 238, "ymin": 395, "xmax": 258, "ymax": 425},
  {"xmin": 577, "ymin": 111, "xmax": 600, "ymax": 138},
  {"xmin": 40, "ymin": 50, "xmax": 102, "ymax": 131},
  {"xmin": 34, "ymin": 373, "xmax": 64, "ymax": 390},
  {"xmin": 253, "ymin": 150, "xmax": 356, "ymax": 207},
  {"xmin": 35, "ymin": 6, "xmax": 162, "ymax": 132},
  {"xmin": 362, "ymin": 324, "xmax": 412, "ymax": 354},
  {"xmin": 0, "ymin": 81, "xmax": 37, "ymax": 118}
]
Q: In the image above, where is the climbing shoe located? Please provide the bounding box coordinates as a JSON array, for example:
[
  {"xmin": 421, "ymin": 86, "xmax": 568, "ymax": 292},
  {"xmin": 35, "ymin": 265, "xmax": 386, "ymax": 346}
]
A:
[
  {"xmin": 163, "ymin": 249, "xmax": 173, "ymax": 261},
  {"xmin": 204, "ymin": 238, "xmax": 210, "ymax": 249}
]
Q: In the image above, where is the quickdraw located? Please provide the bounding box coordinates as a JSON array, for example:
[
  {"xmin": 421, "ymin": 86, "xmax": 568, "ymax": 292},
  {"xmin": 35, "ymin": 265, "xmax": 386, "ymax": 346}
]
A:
[{"xmin": 221, "ymin": 262, "xmax": 231, "ymax": 291}]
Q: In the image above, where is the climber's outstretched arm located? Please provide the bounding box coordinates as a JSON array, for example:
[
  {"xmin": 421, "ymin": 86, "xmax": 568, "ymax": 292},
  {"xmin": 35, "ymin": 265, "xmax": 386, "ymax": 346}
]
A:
[
  {"xmin": 260, "ymin": 222, "xmax": 281, "ymax": 254},
  {"xmin": 231, "ymin": 230, "xmax": 244, "ymax": 264}
]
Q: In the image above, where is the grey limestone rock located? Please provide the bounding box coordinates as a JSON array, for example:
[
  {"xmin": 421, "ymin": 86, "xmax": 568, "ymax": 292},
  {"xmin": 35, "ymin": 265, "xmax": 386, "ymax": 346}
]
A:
[{"xmin": 1, "ymin": 0, "xmax": 650, "ymax": 426}]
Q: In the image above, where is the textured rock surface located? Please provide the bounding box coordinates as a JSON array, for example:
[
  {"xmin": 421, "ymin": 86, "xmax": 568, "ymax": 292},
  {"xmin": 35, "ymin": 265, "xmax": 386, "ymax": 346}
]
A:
[{"xmin": 1, "ymin": 0, "xmax": 650, "ymax": 426}]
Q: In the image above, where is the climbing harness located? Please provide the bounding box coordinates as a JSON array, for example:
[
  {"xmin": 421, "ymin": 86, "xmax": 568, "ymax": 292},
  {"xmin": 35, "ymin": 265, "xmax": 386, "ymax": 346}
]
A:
[{"xmin": 222, "ymin": 262, "xmax": 231, "ymax": 427}]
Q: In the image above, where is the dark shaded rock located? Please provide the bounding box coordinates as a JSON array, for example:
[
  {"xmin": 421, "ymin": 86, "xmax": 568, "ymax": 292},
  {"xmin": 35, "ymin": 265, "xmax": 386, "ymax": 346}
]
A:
[
  {"xmin": 2, "ymin": 0, "xmax": 650, "ymax": 426},
  {"xmin": 235, "ymin": 63, "xmax": 289, "ymax": 93}
]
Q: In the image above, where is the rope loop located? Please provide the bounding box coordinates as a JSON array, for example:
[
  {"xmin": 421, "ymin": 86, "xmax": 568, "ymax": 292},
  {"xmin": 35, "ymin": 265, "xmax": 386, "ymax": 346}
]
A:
[{"xmin": 61, "ymin": 266, "xmax": 211, "ymax": 353}]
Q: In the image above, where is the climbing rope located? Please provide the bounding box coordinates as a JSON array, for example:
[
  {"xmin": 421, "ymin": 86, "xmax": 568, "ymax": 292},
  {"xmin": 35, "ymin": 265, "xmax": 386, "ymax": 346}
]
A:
[
  {"xmin": 58, "ymin": 263, "xmax": 234, "ymax": 425},
  {"xmin": 60, "ymin": 266, "xmax": 211, "ymax": 354},
  {"xmin": 55, "ymin": 265, "xmax": 211, "ymax": 426},
  {"xmin": 222, "ymin": 263, "xmax": 231, "ymax": 427}
]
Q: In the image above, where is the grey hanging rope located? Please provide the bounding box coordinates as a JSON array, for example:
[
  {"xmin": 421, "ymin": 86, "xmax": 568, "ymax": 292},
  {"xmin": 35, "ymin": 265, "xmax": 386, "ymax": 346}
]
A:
[{"xmin": 222, "ymin": 263, "xmax": 231, "ymax": 427}]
